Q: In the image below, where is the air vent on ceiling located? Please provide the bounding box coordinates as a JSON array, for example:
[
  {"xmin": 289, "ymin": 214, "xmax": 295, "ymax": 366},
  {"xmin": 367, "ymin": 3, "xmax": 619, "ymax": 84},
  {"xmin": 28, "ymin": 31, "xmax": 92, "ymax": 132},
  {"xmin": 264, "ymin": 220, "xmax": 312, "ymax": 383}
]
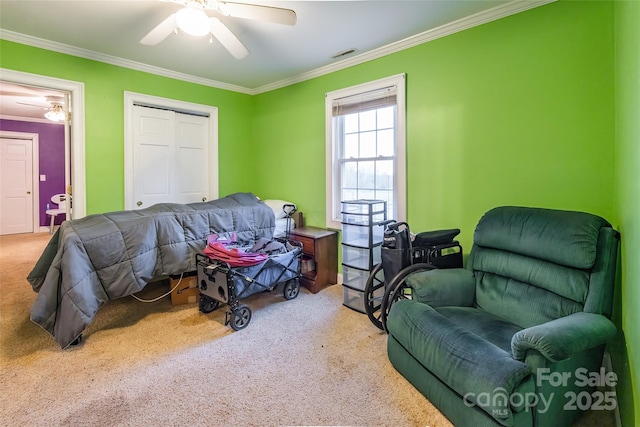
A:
[{"xmin": 331, "ymin": 48, "xmax": 358, "ymax": 59}]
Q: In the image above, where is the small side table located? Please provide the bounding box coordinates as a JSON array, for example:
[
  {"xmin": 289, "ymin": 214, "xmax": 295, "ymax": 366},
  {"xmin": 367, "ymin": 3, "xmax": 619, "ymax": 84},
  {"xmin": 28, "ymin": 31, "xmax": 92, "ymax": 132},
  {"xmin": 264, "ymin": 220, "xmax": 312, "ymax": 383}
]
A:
[{"xmin": 289, "ymin": 226, "xmax": 338, "ymax": 294}]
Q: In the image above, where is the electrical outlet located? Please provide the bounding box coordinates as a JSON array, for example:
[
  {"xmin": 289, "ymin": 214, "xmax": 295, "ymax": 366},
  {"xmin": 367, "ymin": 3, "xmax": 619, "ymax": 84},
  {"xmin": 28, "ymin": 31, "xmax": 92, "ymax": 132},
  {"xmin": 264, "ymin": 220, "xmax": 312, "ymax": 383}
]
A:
[{"xmin": 40, "ymin": 175, "xmax": 46, "ymax": 181}]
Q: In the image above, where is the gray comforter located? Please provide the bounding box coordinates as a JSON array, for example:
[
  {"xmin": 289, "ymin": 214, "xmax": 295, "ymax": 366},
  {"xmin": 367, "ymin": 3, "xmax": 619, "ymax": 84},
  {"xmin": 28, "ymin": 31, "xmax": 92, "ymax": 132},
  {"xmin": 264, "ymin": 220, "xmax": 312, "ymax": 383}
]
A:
[{"xmin": 27, "ymin": 192, "xmax": 275, "ymax": 349}]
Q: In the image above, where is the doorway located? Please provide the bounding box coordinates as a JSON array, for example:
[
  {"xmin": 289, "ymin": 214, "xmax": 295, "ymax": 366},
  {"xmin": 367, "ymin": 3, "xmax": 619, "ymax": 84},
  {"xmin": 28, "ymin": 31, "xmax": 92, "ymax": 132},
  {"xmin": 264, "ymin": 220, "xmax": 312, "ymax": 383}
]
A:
[
  {"xmin": 131, "ymin": 106, "xmax": 211, "ymax": 209},
  {"xmin": 0, "ymin": 133, "xmax": 39, "ymax": 234},
  {"xmin": 124, "ymin": 92, "xmax": 219, "ymax": 210},
  {"xmin": 0, "ymin": 68, "xmax": 86, "ymax": 225}
]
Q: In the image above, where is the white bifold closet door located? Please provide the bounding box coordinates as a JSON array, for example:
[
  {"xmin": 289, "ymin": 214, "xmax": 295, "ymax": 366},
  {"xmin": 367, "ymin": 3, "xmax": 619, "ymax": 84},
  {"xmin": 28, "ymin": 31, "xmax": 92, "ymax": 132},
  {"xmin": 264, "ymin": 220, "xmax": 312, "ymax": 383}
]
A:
[{"xmin": 132, "ymin": 105, "xmax": 209, "ymax": 209}]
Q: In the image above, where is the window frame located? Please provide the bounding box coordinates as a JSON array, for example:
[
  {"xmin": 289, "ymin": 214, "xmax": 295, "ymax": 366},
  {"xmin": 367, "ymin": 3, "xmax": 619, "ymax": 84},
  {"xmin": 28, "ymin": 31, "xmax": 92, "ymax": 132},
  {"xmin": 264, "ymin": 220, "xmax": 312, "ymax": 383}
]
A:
[{"xmin": 325, "ymin": 73, "xmax": 406, "ymax": 230}]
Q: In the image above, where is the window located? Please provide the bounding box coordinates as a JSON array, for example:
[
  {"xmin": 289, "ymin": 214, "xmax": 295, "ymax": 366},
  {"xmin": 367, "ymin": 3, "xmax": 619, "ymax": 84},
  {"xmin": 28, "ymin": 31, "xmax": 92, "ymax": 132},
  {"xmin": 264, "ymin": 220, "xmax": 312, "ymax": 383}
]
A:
[{"xmin": 325, "ymin": 74, "xmax": 406, "ymax": 229}]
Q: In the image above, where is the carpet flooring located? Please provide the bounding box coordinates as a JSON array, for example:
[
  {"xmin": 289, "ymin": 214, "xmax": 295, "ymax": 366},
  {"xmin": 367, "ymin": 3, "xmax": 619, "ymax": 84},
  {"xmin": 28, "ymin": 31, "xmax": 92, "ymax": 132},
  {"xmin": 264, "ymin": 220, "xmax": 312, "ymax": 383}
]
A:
[{"xmin": 0, "ymin": 232, "xmax": 614, "ymax": 426}]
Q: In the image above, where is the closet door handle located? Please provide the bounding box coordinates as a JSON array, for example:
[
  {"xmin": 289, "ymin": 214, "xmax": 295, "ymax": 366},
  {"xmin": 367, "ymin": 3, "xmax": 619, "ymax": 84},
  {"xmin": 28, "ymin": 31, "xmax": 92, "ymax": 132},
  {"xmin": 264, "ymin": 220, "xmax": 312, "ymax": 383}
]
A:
[
  {"xmin": 137, "ymin": 201, "xmax": 142, "ymax": 207},
  {"xmin": 202, "ymin": 197, "xmax": 207, "ymax": 202}
]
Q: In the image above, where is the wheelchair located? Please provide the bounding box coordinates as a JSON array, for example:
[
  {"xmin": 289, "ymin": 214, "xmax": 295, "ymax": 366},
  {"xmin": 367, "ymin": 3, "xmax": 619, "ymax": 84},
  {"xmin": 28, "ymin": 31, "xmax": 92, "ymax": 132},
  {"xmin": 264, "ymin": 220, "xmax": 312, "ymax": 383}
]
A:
[{"xmin": 363, "ymin": 221, "xmax": 464, "ymax": 331}]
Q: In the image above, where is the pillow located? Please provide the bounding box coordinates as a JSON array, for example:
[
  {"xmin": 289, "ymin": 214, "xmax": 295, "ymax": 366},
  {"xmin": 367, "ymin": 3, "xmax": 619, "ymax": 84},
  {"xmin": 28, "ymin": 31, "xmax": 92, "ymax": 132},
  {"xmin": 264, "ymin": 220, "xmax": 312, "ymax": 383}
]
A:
[{"xmin": 263, "ymin": 199, "xmax": 296, "ymax": 219}]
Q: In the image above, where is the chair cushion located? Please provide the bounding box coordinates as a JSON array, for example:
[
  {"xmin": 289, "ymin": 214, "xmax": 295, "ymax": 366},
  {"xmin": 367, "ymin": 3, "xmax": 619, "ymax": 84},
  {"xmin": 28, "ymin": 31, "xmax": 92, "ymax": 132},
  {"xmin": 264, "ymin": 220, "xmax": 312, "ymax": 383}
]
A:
[
  {"xmin": 471, "ymin": 206, "xmax": 610, "ymax": 327},
  {"xmin": 434, "ymin": 306, "xmax": 523, "ymax": 353},
  {"xmin": 473, "ymin": 247, "xmax": 589, "ymax": 304},
  {"xmin": 474, "ymin": 206, "xmax": 609, "ymax": 269},
  {"xmin": 472, "ymin": 246, "xmax": 587, "ymax": 328},
  {"xmin": 388, "ymin": 299, "xmax": 531, "ymax": 423},
  {"xmin": 476, "ymin": 271, "xmax": 587, "ymax": 329}
]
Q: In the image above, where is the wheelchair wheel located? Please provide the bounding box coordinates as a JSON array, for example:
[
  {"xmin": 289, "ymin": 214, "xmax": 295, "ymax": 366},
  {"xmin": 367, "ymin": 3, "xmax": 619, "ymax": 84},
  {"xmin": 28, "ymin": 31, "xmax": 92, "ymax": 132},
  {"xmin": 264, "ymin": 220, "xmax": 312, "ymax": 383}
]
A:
[
  {"xmin": 381, "ymin": 263, "xmax": 436, "ymax": 333},
  {"xmin": 363, "ymin": 263, "xmax": 386, "ymax": 330}
]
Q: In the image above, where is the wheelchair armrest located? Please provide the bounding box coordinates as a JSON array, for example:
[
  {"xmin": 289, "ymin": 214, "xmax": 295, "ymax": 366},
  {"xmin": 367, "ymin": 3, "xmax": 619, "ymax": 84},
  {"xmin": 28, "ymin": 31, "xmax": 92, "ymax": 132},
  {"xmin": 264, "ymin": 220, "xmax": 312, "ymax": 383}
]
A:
[
  {"xmin": 511, "ymin": 312, "xmax": 617, "ymax": 362},
  {"xmin": 405, "ymin": 268, "xmax": 475, "ymax": 307},
  {"xmin": 413, "ymin": 228, "xmax": 461, "ymax": 246}
]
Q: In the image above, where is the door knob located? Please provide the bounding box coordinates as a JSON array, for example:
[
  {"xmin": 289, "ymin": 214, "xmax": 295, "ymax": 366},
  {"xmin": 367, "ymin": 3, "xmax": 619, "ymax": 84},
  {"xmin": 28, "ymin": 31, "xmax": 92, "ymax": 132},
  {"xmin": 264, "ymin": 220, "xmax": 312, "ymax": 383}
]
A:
[
  {"xmin": 26, "ymin": 191, "xmax": 31, "ymax": 194},
  {"xmin": 202, "ymin": 197, "xmax": 207, "ymax": 202},
  {"xmin": 137, "ymin": 201, "xmax": 142, "ymax": 207}
]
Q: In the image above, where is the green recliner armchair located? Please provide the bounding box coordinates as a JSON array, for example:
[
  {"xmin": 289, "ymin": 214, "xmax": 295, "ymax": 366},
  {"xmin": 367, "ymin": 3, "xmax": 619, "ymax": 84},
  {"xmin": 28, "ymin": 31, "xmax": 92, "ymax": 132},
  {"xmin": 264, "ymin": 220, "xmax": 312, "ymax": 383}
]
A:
[{"xmin": 386, "ymin": 206, "xmax": 620, "ymax": 427}]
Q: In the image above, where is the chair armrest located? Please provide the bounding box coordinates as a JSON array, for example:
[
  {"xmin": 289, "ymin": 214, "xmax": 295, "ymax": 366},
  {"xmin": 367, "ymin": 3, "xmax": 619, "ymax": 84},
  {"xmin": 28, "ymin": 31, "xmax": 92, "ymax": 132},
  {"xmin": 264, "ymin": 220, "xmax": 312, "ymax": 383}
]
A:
[
  {"xmin": 405, "ymin": 268, "xmax": 475, "ymax": 307},
  {"xmin": 511, "ymin": 312, "xmax": 616, "ymax": 362}
]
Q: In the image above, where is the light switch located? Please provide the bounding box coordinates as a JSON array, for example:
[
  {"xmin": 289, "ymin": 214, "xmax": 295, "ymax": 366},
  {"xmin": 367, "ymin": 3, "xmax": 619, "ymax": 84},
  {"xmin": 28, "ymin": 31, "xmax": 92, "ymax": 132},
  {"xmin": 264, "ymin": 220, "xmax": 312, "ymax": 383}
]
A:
[{"xmin": 40, "ymin": 175, "xmax": 46, "ymax": 181}]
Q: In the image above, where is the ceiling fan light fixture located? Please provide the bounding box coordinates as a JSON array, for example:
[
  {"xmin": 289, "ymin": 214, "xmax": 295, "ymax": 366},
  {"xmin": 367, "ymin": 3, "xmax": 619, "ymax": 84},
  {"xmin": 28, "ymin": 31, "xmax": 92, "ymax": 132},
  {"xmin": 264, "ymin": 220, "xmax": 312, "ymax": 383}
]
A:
[
  {"xmin": 45, "ymin": 104, "xmax": 66, "ymax": 122},
  {"xmin": 176, "ymin": 8, "xmax": 210, "ymax": 36}
]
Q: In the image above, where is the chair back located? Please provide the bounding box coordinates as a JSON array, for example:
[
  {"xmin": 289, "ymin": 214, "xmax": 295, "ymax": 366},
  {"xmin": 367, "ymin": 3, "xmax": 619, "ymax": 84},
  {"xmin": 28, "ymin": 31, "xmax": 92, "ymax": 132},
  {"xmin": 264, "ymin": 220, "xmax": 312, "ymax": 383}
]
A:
[
  {"xmin": 468, "ymin": 206, "xmax": 619, "ymax": 329},
  {"xmin": 51, "ymin": 194, "xmax": 69, "ymax": 210}
]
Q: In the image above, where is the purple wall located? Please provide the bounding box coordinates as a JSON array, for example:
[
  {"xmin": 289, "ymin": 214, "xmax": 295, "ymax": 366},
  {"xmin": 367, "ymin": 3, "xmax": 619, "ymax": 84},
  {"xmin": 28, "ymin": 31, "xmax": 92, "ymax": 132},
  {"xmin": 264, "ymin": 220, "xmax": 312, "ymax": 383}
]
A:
[{"xmin": 0, "ymin": 119, "xmax": 66, "ymax": 227}]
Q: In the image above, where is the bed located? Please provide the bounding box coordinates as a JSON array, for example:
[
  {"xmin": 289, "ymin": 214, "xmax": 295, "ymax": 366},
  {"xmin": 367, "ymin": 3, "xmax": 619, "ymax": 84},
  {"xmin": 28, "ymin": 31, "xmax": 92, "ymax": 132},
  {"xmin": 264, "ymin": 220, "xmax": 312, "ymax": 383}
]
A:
[{"xmin": 27, "ymin": 192, "xmax": 296, "ymax": 349}]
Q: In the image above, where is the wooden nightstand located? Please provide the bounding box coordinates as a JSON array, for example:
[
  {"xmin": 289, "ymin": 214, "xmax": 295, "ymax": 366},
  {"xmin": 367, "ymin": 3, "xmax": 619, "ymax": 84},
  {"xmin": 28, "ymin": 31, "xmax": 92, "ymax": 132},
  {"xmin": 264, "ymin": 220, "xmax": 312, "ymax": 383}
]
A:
[{"xmin": 289, "ymin": 226, "xmax": 338, "ymax": 294}]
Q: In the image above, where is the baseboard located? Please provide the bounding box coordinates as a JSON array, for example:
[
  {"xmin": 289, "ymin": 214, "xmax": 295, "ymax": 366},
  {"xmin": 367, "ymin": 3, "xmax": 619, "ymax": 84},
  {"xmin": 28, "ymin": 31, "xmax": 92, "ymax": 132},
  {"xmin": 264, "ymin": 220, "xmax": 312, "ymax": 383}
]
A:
[{"xmin": 602, "ymin": 351, "xmax": 622, "ymax": 427}]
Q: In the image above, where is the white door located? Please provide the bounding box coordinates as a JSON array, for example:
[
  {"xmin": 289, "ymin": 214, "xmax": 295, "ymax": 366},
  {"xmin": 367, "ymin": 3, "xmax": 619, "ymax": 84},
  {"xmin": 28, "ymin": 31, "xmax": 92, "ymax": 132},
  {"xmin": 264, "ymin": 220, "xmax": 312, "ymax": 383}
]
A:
[
  {"xmin": 133, "ymin": 106, "xmax": 175, "ymax": 209},
  {"xmin": 175, "ymin": 113, "xmax": 209, "ymax": 203},
  {"xmin": 0, "ymin": 138, "xmax": 34, "ymax": 234},
  {"xmin": 132, "ymin": 106, "xmax": 209, "ymax": 209}
]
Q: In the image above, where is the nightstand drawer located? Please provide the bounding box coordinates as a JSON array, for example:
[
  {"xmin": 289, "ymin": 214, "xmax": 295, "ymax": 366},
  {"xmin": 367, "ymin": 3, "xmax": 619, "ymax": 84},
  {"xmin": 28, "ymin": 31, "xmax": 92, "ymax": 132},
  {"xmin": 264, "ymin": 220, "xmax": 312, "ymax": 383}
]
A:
[{"xmin": 293, "ymin": 235, "xmax": 315, "ymax": 255}]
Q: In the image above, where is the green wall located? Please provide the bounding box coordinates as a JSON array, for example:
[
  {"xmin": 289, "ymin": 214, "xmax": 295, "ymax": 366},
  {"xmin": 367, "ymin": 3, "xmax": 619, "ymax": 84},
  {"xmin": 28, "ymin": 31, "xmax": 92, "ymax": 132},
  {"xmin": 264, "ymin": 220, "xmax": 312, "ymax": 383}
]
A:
[
  {"xmin": 614, "ymin": 1, "xmax": 640, "ymax": 424},
  {"xmin": 1, "ymin": 0, "xmax": 635, "ymax": 424},
  {"xmin": 0, "ymin": 41, "xmax": 255, "ymax": 214},
  {"xmin": 253, "ymin": 0, "xmax": 615, "ymax": 248},
  {"xmin": 253, "ymin": 1, "xmax": 636, "ymax": 424}
]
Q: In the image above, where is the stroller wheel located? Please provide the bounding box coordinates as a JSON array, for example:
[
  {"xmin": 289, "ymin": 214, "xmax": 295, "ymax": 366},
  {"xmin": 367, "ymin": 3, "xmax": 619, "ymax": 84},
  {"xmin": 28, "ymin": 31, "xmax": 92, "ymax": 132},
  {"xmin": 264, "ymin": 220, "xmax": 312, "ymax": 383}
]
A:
[
  {"xmin": 283, "ymin": 279, "xmax": 300, "ymax": 300},
  {"xmin": 199, "ymin": 294, "xmax": 220, "ymax": 314},
  {"xmin": 230, "ymin": 304, "xmax": 252, "ymax": 331},
  {"xmin": 364, "ymin": 263, "xmax": 385, "ymax": 330},
  {"xmin": 70, "ymin": 334, "xmax": 83, "ymax": 346}
]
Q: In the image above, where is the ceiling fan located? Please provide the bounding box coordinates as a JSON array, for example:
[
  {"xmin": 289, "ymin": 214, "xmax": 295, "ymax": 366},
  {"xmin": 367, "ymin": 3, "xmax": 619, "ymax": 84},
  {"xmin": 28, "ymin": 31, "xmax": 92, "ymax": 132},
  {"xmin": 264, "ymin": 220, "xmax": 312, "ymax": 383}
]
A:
[
  {"xmin": 15, "ymin": 96, "xmax": 67, "ymax": 122},
  {"xmin": 140, "ymin": 0, "xmax": 297, "ymax": 59}
]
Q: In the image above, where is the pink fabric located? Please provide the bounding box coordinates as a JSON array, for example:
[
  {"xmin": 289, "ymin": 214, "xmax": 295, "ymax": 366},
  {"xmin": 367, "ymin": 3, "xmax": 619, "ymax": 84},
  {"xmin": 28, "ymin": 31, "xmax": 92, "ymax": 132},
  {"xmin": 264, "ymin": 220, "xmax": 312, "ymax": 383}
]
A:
[
  {"xmin": 207, "ymin": 232, "xmax": 237, "ymax": 246},
  {"xmin": 203, "ymin": 242, "xmax": 268, "ymax": 267}
]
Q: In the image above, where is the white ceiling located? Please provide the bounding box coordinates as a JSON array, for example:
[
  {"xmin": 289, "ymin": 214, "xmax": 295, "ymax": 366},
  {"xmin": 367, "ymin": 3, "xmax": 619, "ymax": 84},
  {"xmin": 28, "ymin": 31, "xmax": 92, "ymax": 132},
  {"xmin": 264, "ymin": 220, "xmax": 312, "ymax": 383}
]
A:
[{"xmin": 0, "ymin": 0, "xmax": 546, "ymax": 120}]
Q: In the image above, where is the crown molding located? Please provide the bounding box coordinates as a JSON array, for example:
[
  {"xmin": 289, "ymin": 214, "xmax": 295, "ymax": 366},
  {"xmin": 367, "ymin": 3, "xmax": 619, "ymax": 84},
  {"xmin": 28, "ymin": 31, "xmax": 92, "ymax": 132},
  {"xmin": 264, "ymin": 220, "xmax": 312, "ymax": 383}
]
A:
[
  {"xmin": 253, "ymin": 0, "xmax": 556, "ymax": 94},
  {"xmin": 0, "ymin": 0, "xmax": 555, "ymax": 96},
  {"xmin": 0, "ymin": 29, "xmax": 253, "ymax": 95}
]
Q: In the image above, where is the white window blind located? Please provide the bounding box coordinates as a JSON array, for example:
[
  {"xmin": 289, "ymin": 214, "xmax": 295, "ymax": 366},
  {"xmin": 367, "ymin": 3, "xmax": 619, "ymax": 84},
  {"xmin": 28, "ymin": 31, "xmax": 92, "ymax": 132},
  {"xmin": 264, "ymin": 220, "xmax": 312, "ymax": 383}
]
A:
[
  {"xmin": 325, "ymin": 74, "xmax": 406, "ymax": 229},
  {"xmin": 332, "ymin": 86, "xmax": 397, "ymax": 116}
]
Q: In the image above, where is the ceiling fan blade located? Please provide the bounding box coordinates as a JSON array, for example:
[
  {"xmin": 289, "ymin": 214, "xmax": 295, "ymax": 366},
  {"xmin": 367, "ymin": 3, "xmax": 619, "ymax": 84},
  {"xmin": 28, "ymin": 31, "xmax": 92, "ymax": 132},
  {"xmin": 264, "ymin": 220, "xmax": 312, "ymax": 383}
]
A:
[
  {"xmin": 16, "ymin": 101, "xmax": 48, "ymax": 109},
  {"xmin": 216, "ymin": 2, "xmax": 296, "ymax": 26},
  {"xmin": 0, "ymin": 82, "xmax": 45, "ymax": 97},
  {"xmin": 1, "ymin": 90, "xmax": 37, "ymax": 97},
  {"xmin": 141, "ymin": 13, "xmax": 177, "ymax": 45},
  {"xmin": 209, "ymin": 17, "xmax": 249, "ymax": 59}
]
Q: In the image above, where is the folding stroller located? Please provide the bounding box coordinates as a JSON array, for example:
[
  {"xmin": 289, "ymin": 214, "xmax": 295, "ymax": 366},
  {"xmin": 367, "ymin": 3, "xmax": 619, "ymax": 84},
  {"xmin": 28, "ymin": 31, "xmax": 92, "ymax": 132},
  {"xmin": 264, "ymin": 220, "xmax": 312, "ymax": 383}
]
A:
[{"xmin": 196, "ymin": 205, "xmax": 302, "ymax": 330}]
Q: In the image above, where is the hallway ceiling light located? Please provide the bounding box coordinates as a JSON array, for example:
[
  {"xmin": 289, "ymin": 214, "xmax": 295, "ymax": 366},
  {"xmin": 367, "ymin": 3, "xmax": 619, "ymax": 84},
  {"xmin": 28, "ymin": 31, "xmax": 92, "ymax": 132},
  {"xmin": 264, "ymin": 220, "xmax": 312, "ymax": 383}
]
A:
[{"xmin": 45, "ymin": 104, "xmax": 66, "ymax": 122}]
